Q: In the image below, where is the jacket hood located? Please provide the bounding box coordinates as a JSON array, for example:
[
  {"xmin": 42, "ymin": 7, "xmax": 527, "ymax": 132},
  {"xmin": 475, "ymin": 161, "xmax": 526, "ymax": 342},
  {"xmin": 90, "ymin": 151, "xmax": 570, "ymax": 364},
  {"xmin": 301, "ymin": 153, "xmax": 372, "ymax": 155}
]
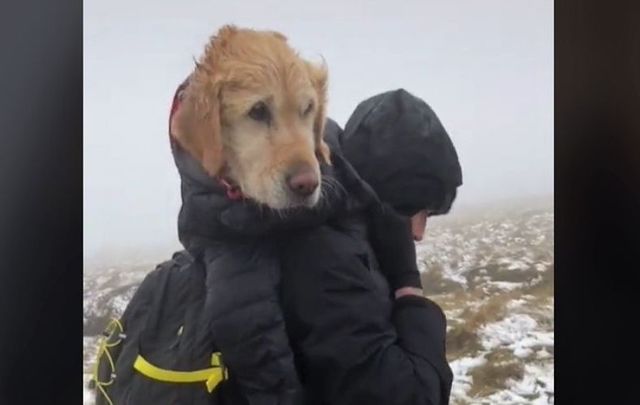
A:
[
  {"xmin": 340, "ymin": 89, "xmax": 463, "ymax": 216},
  {"xmin": 169, "ymin": 106, "xmax": 376, "ymax": 253}
]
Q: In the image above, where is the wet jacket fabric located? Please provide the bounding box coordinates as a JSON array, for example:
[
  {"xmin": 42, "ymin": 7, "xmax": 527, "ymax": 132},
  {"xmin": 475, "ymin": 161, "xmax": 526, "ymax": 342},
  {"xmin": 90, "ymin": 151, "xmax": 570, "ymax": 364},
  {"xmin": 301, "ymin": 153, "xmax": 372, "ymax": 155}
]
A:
[
  {"xmin": 94, "ymin": 85, "xmax": 458, "ymax": 405},
  {"xmin": 339, "ymin": 89, "xmax": 462, "ymax": 216},
  {"xmin": 94, "ymin": 80, "xmax": 362, "ymax": 405},
  {"xmin": 279, "ymin": 116, "xmax": 454, "ymax": 405}
]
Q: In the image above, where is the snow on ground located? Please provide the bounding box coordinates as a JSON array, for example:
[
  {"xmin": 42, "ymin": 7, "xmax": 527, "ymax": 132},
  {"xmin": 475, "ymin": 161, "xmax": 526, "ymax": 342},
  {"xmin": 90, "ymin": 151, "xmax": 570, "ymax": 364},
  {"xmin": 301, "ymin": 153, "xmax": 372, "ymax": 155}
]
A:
[
  {"xmin": 450, "ymin": 355, "xmax": 488, "ymax": 400},
  {"xmin": 83, "ymin": 200, "xmax": 553, "ymax": 404},
  {"xmin": 479, "ymin": 313, "xmax": 554, "ymax": 359},
  {"xmin": 421, "ymin": 202, "xmax": 553, "ymax": 404}
]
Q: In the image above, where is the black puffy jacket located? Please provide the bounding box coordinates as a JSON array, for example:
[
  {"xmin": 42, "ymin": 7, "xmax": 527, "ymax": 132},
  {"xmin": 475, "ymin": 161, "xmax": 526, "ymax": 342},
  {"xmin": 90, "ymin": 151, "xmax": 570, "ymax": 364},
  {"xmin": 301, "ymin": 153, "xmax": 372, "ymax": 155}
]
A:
[
  {"xmin": 278, "ymin": 95, "xmax": 458, "ymax": 404},
  {"xmin": 95, "ymin": 87, "xmax": 458, "ymax": 405},
  {"xmin": 95, "ymin": 85, "xmax": 384, "ymax": 405}
]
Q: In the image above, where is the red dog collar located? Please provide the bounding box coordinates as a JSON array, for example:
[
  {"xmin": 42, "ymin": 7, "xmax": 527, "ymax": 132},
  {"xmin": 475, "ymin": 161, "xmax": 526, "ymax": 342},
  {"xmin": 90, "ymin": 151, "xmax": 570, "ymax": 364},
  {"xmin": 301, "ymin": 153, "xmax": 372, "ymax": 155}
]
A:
[{"xmin": 216, "ymin": 177, "xmax": 244, "ymax": 200}]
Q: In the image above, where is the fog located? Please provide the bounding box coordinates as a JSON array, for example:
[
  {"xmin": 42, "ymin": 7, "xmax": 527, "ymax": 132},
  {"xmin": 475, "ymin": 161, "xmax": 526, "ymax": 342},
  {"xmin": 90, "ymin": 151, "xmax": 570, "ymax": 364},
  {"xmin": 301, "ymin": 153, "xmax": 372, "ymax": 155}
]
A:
[{"xmin": 84, "ymin": 0, "xmax": 553, "ymax": 263}]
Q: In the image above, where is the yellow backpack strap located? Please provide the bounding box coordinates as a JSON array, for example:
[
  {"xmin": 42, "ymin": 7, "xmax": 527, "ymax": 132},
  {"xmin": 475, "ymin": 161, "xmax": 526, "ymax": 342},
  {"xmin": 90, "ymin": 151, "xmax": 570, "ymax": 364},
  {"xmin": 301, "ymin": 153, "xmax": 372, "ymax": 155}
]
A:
[
  {"xmin": 91, "ymin": 318, "xmax": 125, "ymax": 405},
  {"xmin": 133, "ymin": 352, "xmax": 228, "ymax": 393}
]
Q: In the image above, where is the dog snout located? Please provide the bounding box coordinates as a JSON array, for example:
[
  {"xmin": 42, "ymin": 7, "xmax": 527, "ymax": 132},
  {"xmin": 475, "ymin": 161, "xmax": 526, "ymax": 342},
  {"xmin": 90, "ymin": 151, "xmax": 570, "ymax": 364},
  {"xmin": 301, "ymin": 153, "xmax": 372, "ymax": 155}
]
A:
[{"xmin": 286, "ymin": 163, "xmax": 319, "ymax": 197}]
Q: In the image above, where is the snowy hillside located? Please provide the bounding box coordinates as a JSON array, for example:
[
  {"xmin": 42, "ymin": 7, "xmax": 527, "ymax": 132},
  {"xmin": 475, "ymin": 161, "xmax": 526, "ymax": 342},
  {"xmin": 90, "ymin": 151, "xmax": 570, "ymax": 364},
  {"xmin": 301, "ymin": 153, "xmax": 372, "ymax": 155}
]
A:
[
  {"xmin": 420, "ymin": 203, "xmax": 554, "ymax": 404},
  {"xmin": 83, "ymin": 200, "xmax": 553, "ymax": 404}
]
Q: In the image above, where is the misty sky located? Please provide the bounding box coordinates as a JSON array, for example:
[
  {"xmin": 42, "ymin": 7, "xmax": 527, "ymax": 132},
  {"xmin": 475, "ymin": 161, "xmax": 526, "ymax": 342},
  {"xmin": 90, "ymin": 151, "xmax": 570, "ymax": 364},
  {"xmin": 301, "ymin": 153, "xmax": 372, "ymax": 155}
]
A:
[{"xmin": 84, "ymin": 0, "xmax": 553, "ymax": 260}]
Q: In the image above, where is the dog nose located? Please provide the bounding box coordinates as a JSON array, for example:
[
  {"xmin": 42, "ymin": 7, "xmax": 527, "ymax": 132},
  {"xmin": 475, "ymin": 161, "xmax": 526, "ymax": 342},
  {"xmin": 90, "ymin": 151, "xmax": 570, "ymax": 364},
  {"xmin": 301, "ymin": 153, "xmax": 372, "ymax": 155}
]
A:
[{"xmin": 286, "ymin": 164, "xmax": 319, "ymax": 197}]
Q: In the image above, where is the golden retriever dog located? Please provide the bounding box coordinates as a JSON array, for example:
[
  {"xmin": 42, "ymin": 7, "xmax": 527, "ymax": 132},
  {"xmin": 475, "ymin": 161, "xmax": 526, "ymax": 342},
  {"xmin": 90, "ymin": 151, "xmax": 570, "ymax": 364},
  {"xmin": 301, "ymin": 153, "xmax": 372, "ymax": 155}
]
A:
[{"xmin": 170, "ymin": 25, "xmax": 330, "ymax": 210}]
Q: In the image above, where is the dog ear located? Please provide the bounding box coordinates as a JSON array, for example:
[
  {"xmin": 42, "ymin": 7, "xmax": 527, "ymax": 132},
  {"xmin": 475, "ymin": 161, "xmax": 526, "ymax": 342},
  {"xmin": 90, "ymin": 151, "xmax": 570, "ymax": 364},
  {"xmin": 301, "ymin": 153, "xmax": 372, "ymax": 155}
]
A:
[
  {"xmin": 169, "ymin": 26, "xmax": 238, "ymax": 177},
  {"xmin": 170, "ymin": 80, "xmax": 224, "ymax": 177},
  {"xmin": 306, "ymin": 60, "xmax": 331, "ymax": 165}
]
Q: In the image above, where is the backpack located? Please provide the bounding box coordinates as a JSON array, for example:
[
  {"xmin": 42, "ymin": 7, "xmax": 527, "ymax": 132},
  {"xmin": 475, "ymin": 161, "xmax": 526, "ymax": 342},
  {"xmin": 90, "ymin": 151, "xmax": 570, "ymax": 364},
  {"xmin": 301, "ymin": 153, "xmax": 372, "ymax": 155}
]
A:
[{"xmin": 89, "ymin": 251, "xmax": 246, "ymax": 405}]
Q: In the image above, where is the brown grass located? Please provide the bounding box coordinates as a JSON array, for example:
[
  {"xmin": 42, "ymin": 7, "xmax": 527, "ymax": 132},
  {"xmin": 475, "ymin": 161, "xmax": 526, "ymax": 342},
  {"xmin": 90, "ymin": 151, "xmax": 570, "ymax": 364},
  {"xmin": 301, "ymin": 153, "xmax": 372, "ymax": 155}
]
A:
[
  {"xmin": 446, "ymin": 327, "xmax": 483, "ymax": 360},
  {"xmin": 491, "ymin": 267, "xmax": 539, "ymax": 284},
  {"xmin": 420, "ymin": 261, "xmax": 465, "ymax": 296},
  {"xmin": 468, "ymin": 348, "xmax": 524, "ymax": 397},
  {"xmin": 523, "ymin": 262, "xmax": 554, "ymax": 299},
  {"xmin": 437, "ymin": 288, "xmax": 486, "ymax": 314},
  {"xmin": 466, "ymin": 291, "xmax": 520, "ymax": 330},
  {"xmin": 445, "ymin": 290, "xmax": 521, "ymax": 360}
]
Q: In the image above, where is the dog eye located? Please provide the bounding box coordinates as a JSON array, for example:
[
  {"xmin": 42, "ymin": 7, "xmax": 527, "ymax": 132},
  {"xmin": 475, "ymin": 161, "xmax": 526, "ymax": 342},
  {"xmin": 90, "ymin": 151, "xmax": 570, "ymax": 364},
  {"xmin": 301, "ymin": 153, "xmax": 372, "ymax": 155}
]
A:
[
  {"xmin": 302, "ymin": 102, "xmax": 314, "ymax": 117},
  {"xmin": 248, "ymin": 102, "xmax": 271, "ymax": 123}
]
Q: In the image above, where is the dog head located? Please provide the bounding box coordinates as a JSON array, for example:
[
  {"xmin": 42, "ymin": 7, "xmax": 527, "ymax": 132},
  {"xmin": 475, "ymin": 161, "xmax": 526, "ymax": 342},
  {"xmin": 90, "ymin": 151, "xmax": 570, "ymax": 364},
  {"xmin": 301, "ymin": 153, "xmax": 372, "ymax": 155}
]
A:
[{"xmin": 171, "ymin": 25, "xmax": 330, "ymax": 210}]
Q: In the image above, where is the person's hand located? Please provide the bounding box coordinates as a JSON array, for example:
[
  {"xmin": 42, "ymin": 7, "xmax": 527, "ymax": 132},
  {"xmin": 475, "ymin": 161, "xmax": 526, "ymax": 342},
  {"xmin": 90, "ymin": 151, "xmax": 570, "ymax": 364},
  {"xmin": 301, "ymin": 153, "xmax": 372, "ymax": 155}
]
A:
[
  {"xmin": 394, "ymin": 286, "xmax": 425, "ymax": 299},
  {"xmin": 368, "ymin": 203, "xmax": 423, "ymax": 295}
]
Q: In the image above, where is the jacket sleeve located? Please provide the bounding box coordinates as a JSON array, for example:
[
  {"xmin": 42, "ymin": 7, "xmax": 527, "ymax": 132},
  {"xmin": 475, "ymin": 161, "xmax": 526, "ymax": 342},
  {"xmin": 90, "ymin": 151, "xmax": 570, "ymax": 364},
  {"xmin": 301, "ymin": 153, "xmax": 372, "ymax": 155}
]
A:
[
  {"xmin": 280, "ymin": 230, "xmax": 452, "ymax": 405},
  {"xmin": 392, "ymin": 295, "xmax": 453, "ymax": 404},
  {"xmin": 202, "ymin": 244, "xmax": 303, "ymax": 405}
]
